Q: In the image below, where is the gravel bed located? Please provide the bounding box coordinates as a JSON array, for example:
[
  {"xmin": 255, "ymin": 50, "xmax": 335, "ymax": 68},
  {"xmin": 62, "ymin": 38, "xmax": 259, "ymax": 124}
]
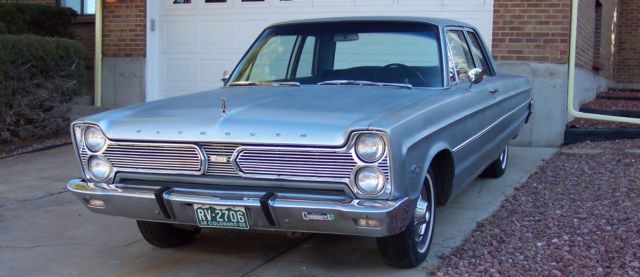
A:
[
  {"xmin": 433, "ymin": 139, "xmax": 640, "ymax": 276},
  {"xmin": 0, "ymin": 136, "xmax": 70, "ymax": 159},
  {"xmin": 583, "ymin": 99, "xmax": 640, "ymax": 111},
  {"xmin": 599, "ymin": 91, "xmax": 640, "ymax": 99},
  {"xmin": 568, "ymin": 118, "xmax": 640, "ymax": 129}
]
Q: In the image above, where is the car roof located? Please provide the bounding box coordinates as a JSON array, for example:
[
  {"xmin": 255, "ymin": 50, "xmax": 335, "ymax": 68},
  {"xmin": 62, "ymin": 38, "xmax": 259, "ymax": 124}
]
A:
[{"xmin": 269, "ymin": 16, "xmax": 473, "ymax": 29}]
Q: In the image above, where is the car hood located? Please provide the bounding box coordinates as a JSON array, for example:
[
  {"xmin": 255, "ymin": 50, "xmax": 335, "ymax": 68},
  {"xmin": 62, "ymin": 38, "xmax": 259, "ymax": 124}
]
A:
[{"xmin": 80, "ymin": 86, "xmax": 448, "ymax": 146}]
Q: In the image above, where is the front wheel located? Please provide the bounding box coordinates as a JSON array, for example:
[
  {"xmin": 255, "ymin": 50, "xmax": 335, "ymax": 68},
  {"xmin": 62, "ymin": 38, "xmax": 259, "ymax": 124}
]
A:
[
  {"xmin": 376, "ymin": 169, "xmax": 436, "ymax": 268},
  {"xmin": 137, "ymin": 220, "xmax": 200, "ymax": 248}
]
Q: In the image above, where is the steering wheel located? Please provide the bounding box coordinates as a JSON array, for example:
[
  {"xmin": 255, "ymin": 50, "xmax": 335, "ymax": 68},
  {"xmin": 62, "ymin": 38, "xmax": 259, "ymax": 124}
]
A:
[{"xmin": 374, "ymin": 63, "xmax": 426, "ymax": 84}]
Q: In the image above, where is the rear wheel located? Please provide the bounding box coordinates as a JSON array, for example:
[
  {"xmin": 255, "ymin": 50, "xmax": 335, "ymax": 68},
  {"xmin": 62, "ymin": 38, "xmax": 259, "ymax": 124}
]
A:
[
  {"xmin": 376, "ymin": 169, "xmax": 436, "ymax": 268},
  {"xmin": 481, "ymin": 144, "xmax": 509, "ymax": 178},
  {"xmin": 136, "ymin": 220, "xmax": 200, "ymax": 248}
]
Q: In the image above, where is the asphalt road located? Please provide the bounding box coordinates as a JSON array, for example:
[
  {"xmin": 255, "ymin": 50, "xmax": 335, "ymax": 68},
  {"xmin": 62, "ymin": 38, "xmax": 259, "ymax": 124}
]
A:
[{"xmin": 0, "ymin": 145, "xmax": 556, "ymax": 276}]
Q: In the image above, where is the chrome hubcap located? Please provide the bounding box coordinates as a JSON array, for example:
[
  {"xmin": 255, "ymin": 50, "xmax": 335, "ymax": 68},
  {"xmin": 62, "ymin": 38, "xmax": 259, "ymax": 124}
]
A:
[{"xmin": 414, "ymin": 175, "xmax": 435, "ymax": 253}]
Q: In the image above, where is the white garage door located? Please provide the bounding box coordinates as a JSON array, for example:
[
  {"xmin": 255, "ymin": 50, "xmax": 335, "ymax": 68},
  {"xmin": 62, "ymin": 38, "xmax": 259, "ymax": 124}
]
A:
[{"xmin": 147, "ymin": 0, "xmax": 494, "ymax": 100}]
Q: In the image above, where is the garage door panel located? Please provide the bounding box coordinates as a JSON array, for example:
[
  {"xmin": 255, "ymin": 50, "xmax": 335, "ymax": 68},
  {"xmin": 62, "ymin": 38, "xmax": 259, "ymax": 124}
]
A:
[
  {"xmin": 199, "ymin": 21, "xmax": 239, "ymax": 52},
  {"xmin": 162, "ymin": 58, "xmax": 196, "ymax": 84},
  {"xmin": 397, "ymin": 0, "xmax": 439, "ymax": 6},
  {"xmin": 312, "ymin": 0, "xmax": 350, "ymax": 7},
  {"xmin": 233, "ymin": 0, "xmax": 271, "ymax": 8},
  {"xmin": 162, "ymin": 20, "xmax": 197, "ymax": 51},
  {"xmin": 154, "ymin": 0, "xmax": 494, "ymax": 100},
  {"xmin": 353, "ymin": 0, "xmax": 393, "ymax": 6},
  {"xmin": 272, "ymin": 0, "xmax": 311, "ymax": 7}
]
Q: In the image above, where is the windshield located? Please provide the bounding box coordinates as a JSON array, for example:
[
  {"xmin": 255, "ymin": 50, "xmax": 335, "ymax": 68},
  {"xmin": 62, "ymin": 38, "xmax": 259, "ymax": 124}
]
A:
[{"xmin": 228, "ymin": 21, "xmax": 443, "ymax": 88}]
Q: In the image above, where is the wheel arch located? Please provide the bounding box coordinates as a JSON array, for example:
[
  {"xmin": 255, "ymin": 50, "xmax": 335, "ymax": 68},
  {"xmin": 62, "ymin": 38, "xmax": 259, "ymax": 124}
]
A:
[{"xmin": 427, "ymin": 149, "xmax": 455, "ymax": 206}]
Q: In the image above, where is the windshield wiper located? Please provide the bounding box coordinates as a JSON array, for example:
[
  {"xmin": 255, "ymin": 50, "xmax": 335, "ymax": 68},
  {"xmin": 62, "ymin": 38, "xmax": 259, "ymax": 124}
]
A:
[
  {"xmin": 272, "ymin": 81, "xmax": 301, "ymax": 87},
  {"xmin": 317, "ymin": 80, "xmax": 413, "ymax": 89},
  {"xmin": 229, "ymin": 81, "xmax": 260, "ymax": 86},
  {"xmin": 229, "ymin": 81, "xmax": 301, "ymax": 87}
]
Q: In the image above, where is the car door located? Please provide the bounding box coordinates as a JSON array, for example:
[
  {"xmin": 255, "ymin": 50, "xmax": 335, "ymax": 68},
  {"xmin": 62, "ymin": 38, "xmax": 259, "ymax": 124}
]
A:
[
  {"xmin": 445, "ymin": 27, "xmax": 503, "ymax": 191},
  {"xmin": 466, "ymin": 28, "xmax": 531, "ymax": 143}
]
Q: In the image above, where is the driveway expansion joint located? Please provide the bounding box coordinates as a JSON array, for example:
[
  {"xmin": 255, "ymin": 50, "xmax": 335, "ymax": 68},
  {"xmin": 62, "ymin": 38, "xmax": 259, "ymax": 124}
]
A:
[{"xmin": 0, "ymin": 190, "xmax": 67, "ymax": 208}]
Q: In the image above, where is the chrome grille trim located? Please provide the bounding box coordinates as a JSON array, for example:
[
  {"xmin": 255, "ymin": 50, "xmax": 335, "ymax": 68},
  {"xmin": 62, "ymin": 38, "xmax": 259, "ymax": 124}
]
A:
[
  {"xmin": 201, "ymin": 143, "xmax": 241, "ymax": 176},
  {"xmin": 235, "ymin": 147, "xmax": 390, "ymax": 182},
  {"xmin": 102, "ymin": 142, "xmax": 205, "ymax": 175}
]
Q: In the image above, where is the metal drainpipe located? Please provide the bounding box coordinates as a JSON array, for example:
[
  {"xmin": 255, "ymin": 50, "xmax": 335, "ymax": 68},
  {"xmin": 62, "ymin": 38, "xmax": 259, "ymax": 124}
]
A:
[
  {"xmin": 567, "ymin": 0, "xmax": 639, "ymax": 124},
  {"xmin": 94, "ymin": 0, "xmax": 102, "ymax": 107}
]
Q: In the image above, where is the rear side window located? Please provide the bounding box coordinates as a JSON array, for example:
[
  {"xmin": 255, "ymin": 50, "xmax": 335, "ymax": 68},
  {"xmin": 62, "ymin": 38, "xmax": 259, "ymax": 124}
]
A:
[
  {"xmin": 446, "ymin": 30, "xmax": 475, "ymax": 82},
  {"xmin": 467, "ymin": 31, "xmax": 492, "ymax": 76}
]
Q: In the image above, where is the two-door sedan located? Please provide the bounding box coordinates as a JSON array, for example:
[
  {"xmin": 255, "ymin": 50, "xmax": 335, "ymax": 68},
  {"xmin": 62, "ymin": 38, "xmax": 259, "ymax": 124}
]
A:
[{"xmin": 68, "ymin": 17, "xmax": 532, "ymax": 267}]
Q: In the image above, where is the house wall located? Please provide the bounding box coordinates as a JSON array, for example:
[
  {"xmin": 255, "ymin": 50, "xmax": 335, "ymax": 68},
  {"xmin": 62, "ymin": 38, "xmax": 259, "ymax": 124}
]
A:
[
  {"xmin": 493, "ymin": 0, "xmax": 617, "ymax": 147},
  {"xmin": 101, "ymin": 0, "xmax": 146, "ymax": 108},
  {"xmin": 614, "ymin": 0, "xmax": 640, "ymax": 88},
  {"xmin": 0, "ymin": 0, "xmax": 55, "ymax": 4}
]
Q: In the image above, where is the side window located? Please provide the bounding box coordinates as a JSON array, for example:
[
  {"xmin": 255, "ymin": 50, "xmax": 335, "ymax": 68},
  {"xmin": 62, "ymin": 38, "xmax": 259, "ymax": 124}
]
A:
[
  {"xmin": 296, "ymin": 36, "xmax": 316, "ymax": 78},
  {"xmin": 446, "ymin": 30, "xmax": 475, "ymax": 83},
  {"xmin": 238, "ymin": 35, "xmax": 297, "ymax": 81},
  {"xmin": 467, "ymin": 31, "xmax": 492, "ymax": 76}
]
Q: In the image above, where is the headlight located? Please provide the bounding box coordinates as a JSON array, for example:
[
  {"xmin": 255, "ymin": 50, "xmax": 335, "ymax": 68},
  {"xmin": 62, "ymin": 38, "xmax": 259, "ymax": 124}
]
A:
[
  {"xmin": 88, "ymin": 156, "xmax": 112, "ymax": 181},
  {"xmin": 84, "ymin": 126, "xmax": 106, "ymax": 152},
  {"xmin": 355, "ymin": 133, "xmax": 385, "ymax": 162},
  {"xmin": 355, "ymin": 166, "xmax": 385, "ymax": 195}
]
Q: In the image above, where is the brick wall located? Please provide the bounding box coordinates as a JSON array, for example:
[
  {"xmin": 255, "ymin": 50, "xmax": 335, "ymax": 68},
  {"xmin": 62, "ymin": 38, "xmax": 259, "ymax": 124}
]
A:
[
  {"xmin": 72, "ymin": 19, "xmax": 95, "ymax": 69},
  {"xmin": 493, "ymin": 0, "xmax": 620, "ymax": 80},
  {"xmin": 615, "ymin": 0, "xmax": 640, "ymax": 83},
  {"xmin": 576, "ymin": 0, "xmax": 618, "ymax": 80},
  {"xmin": 102, "ymin": 0, "xmax": 145, "ymax": 58},
  {"xmin": 492, "ymin": 0, "xmax": 571, "ymax": 63}
]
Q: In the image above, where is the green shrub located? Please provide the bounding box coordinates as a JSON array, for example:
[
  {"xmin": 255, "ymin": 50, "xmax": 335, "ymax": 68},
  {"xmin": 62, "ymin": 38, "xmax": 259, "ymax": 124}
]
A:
[
  {"xmin": 0, "ymin": 3, "xmax": 77, "ymax": 37},
  {"xmin": 0, "ymin": 34, "xmax": 84, "ymax": 143}
]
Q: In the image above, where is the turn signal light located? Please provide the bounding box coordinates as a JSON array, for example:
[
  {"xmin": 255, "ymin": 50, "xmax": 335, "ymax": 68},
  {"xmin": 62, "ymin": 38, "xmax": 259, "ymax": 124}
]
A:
[
  {"xmin": 85, "ymin": 199, "xmax": 106, "ymax": 208},
  {"xmin": 354, "ymin": 218, "xmax": 383, "ymax": 228}
]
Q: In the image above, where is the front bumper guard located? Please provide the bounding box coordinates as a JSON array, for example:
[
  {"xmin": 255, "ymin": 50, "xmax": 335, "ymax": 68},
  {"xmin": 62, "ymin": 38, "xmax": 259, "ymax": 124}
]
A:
[{"xmin": 67, "ymin": 179, "xmax": 412, "ymax": 237}]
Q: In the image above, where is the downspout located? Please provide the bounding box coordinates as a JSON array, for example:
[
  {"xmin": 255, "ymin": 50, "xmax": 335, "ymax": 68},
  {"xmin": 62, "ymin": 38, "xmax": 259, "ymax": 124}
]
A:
[
  {"xmin": 567, "ymin": 0, "xmax": 639, "ymax": 124},
  {"xmin": 94, "ymin": 0, "xmax": 102, "ymax": 107}
]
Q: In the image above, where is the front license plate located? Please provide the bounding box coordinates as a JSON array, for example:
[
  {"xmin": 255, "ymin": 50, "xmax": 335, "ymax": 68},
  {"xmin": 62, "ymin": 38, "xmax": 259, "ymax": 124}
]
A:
[{"xmin": 194, "ymin": 204, "xmax": 249, "ymax": 229}]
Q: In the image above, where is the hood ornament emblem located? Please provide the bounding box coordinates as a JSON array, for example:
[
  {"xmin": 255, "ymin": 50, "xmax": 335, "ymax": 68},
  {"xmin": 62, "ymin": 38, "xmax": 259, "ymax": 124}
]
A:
[{"xmin": 221, "ymin": 97, "xmax": 227, "ymax": 116}]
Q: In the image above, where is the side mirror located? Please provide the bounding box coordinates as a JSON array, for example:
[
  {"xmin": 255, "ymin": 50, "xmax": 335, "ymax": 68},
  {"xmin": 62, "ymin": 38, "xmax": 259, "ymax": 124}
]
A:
[
  {"xmin": 221, "ymin": 70, "xmax": 230, "ymax": 83},
  {"xmin": 468, "ymin": 68, "xmax": 484, "ymax": 86}
]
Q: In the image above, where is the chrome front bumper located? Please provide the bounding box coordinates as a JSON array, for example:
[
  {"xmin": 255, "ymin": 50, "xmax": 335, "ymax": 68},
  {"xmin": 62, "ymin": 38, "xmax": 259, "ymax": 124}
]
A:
[{"xmin": 67, "ymin": 179, "xmax": 412, "ymax": 237}]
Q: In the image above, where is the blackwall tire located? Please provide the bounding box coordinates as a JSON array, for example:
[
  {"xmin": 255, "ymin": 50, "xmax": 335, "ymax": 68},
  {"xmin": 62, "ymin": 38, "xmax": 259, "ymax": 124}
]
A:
[
  {"xmin": 481, "ymin": 145, "xmax": 509, "ymax": 178},
  {"xmin": 136, "ymin": 220, "xmax": 200, "ymax": 248}
]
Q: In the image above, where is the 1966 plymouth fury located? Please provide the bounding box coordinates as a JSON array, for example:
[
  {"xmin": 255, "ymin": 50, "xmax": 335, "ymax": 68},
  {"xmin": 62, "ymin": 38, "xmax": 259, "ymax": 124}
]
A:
[{"xmin": 68, "ymin": 17, "xmax": 532, "ymax": 267}]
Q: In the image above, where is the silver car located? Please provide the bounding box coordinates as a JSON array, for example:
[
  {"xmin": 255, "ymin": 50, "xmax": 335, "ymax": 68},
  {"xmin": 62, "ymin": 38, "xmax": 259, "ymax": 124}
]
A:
[{"xmin": 68, "ymin": 17, "xmax": 532, "ymax": 268}]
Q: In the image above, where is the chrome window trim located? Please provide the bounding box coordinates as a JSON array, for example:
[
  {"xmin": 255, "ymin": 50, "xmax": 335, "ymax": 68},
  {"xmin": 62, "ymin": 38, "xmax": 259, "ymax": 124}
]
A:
[{"xmin": 452, "ymin": 100, "xmax": 529, "ymax": 152}]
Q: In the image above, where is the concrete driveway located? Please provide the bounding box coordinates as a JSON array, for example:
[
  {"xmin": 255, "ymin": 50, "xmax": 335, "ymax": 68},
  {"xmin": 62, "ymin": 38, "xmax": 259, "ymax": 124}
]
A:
[{"xmin": 0, "ymin": 145, "xmax": 556, "ymax": 276}]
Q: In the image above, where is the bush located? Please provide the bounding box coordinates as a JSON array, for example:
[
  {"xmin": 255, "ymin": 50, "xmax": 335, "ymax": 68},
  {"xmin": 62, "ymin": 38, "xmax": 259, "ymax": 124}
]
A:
[
  {"xmin": 0, "ymin": 34, "xmax": 84, "ymax": 143},
  {"xmin": 0, "ymin": 3, "xmax": 77, "ymax": 37}
]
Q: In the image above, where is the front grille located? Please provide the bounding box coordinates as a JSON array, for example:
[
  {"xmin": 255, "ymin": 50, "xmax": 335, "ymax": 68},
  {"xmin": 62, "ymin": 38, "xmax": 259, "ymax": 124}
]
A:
[
  {"xmin": 236, "ymin": 148, "xmax": 390, "ymax": 181},
  {"xmin": 201, "ymin": 143, "xmax": 241, "ymax": 176},
  {"xmin": 102, "ymin": 143, "xmax": 203, "ymax": 174},
  {"xmin": 85, "ymin": 141, "xmax": 390, "ymax": 183}
]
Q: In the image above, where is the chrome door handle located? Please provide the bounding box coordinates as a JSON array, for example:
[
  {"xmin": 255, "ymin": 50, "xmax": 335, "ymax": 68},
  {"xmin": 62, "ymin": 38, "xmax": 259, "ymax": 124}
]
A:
[{"xmin": 490, "ymin": 89, "xmax": 499, "ymax": 93}]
